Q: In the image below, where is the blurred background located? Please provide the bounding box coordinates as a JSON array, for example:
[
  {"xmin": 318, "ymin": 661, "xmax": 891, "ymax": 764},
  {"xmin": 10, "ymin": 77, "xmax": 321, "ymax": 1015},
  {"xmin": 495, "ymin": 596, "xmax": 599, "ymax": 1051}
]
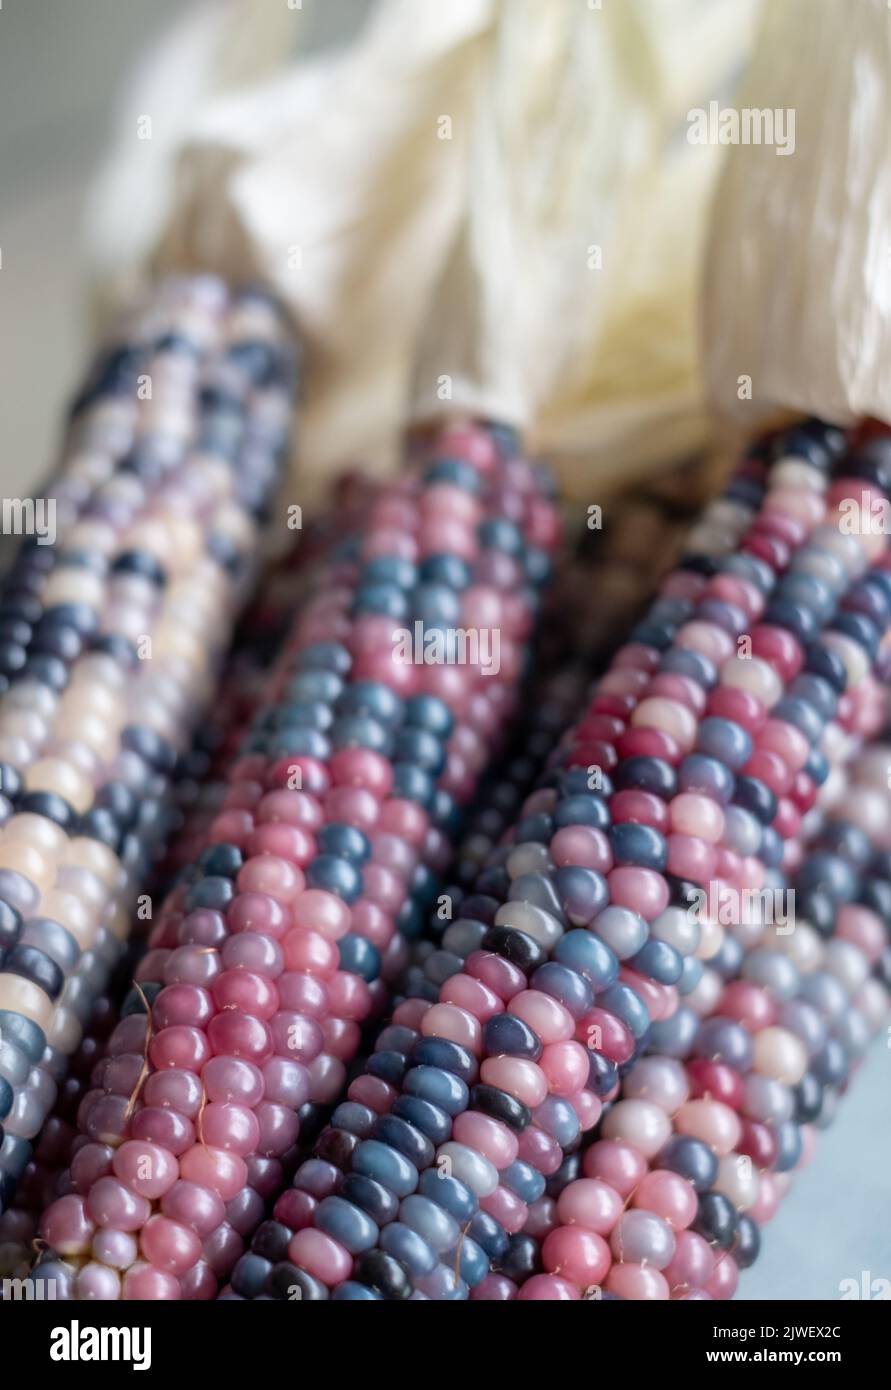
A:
[
  {"xmin": 0, "ymin": 0, "xmax": 888, "ymax": 1301},
  {"xmin": 0, "ymin": 0, "xmax": 372, "ymax": 493}
]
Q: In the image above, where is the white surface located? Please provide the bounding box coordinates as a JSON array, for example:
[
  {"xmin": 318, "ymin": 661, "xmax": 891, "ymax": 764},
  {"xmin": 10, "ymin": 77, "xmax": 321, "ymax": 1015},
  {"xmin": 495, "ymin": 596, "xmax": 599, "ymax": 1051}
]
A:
[{"xmin": 738, "ymin": 1040, "xmax": 891, "ymax": 1301}]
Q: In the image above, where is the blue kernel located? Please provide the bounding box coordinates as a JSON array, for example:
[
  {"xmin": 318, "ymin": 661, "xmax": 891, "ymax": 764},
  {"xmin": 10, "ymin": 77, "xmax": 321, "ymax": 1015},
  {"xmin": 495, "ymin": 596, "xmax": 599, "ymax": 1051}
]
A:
[
  {"xmin": 305, "ymin": 855, "xmax": 363, "ymax": 902},
  {"xmin": 379, "ymin": 1222, "xmax": 438, "ymax": 1276},
  {"xmin": 392, "ymin": 1095, "xmax": 452, "ymax": 1144},
  {"xmin": 533, "ymin": 1095, "xmax": 580, "ymax": 1148},
  {"xmin": 362, "ymin": 555, "xmax": 418, "ymax": 589},
  {"xmin": 629, "ymin": 938, "xmax": 684, "ymax": 985},
  {"xmin": 373, "ymin": 1113, "xmax": 435, "ymax": 1168},
  {"xmin": 315, "ymin": 1196, "xmax": 379, "ymax": 1253},
  {"xmin": 296, "ymin": 642, "xmax": 351, "ymax": 675},
  {"xmin": 482, "ymin": 1014, "xmax": 542, "ymax": 1060},
  {"xmin": 365, "ymin": 1048, "xmax": 406, "ymax": 1084},
  {"xmin": 412, "ymin": 1036, "xmax": 477, "ymax": 1082},
  {"xmin": 609, "ymin": 822, "xmax": 668, "ymax": 871},
  {"xmin": 598, "ymin": 981, "xmax": 650, "ymax": 1038},
  {"xmin": 479, "ymin": 517, "xmax": 523, "ymax": 555},
  {"xmin": 330, "ymin": 715, "xmax": 390, "ymax": 755},
  {"xmin": 530, "ymin": 961, "xmax": 593, "ymax": 1019},
  {"xmin": 317, "ymin": 823, "xmax": 372, "ymax": 863},
  {"xmin": 352, "ymin": 1140, "xmax": 419, "ymax": 1198},
  {"xmin": 331, "ymin": 1281, "xmax": 382, "ymax": 1301},
  {"xmin": 419, "ymin": 554, "xmax": 472, "ymax": 590},
  {"xmin": 286, "ymin": 670, "xmax": 343, "ymax": 703},
  {"xmin": 393, "ymin": 727, "xmax": 445, "ymax": 775},
  {"xmin": 392, "ymin": 762, "xmax": 435, "ymax": 808},
  {"xmin": 502, "ymin": 1160, "xmax": 546, "ymax": 1203},
  {"xmin": 695, "ymin": 717, "xmax": 752, "ymax": 770},
  {"xmin": 353, "ymin": 582, "xmax": 409, "ymax": 619},
  {"xmin": 469, "ymin": 1210, "xmax": 508, "ymax": 1260},
  {"xmin": 418, "ymin": 1167, "xmax": 478, "ymax": 1223},
  {"xmin": 553, "ymin": 866, "xmax": 609, "ymax": 924},
  {"xmin": 405, "ymin": 692, "xmax": 454, "ymax": 738},
  {"xmin": 553, "ymin": 794, "xmax": 611, "ymax": 830},
  {"xmin": 337, "ymin": 680, "xmax": 404, "ymax": 725},
  {"xmin": 679, "ymin": 753, "xmax": 735, "ymax": 803},
  {"xmin": 412, "ymin": 583, "xmax": 461, "ymax": 627},
  {"xmin": 330, "ymin": 1102, "xmax": 376, "ymax": 1138},
  {"xmin": 403, "ymin": 1065, "xmax": 469, "ymax": 1116},
  {"xmin": 424, "ymin": 458, "xmax": 482, "ymax": 495}
]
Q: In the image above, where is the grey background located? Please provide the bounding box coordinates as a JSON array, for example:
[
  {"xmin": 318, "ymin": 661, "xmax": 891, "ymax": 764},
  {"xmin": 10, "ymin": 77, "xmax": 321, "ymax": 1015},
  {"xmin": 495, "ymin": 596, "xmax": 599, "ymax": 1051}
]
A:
[{"xmin": 0, "ymin": 0, "xmax": 888, "ymax": 1303}]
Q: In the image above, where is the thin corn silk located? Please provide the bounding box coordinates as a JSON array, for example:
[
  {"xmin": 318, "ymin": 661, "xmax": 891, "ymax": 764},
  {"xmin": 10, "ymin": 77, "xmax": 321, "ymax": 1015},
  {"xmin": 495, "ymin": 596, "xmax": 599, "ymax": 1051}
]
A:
[
  {"xmin": 704, "ymin": 0, "xmax": 891, "ymax": 433},
  {"xmin": 86, "ymin": 0, "xmax": 758, "ymax": 505}
]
